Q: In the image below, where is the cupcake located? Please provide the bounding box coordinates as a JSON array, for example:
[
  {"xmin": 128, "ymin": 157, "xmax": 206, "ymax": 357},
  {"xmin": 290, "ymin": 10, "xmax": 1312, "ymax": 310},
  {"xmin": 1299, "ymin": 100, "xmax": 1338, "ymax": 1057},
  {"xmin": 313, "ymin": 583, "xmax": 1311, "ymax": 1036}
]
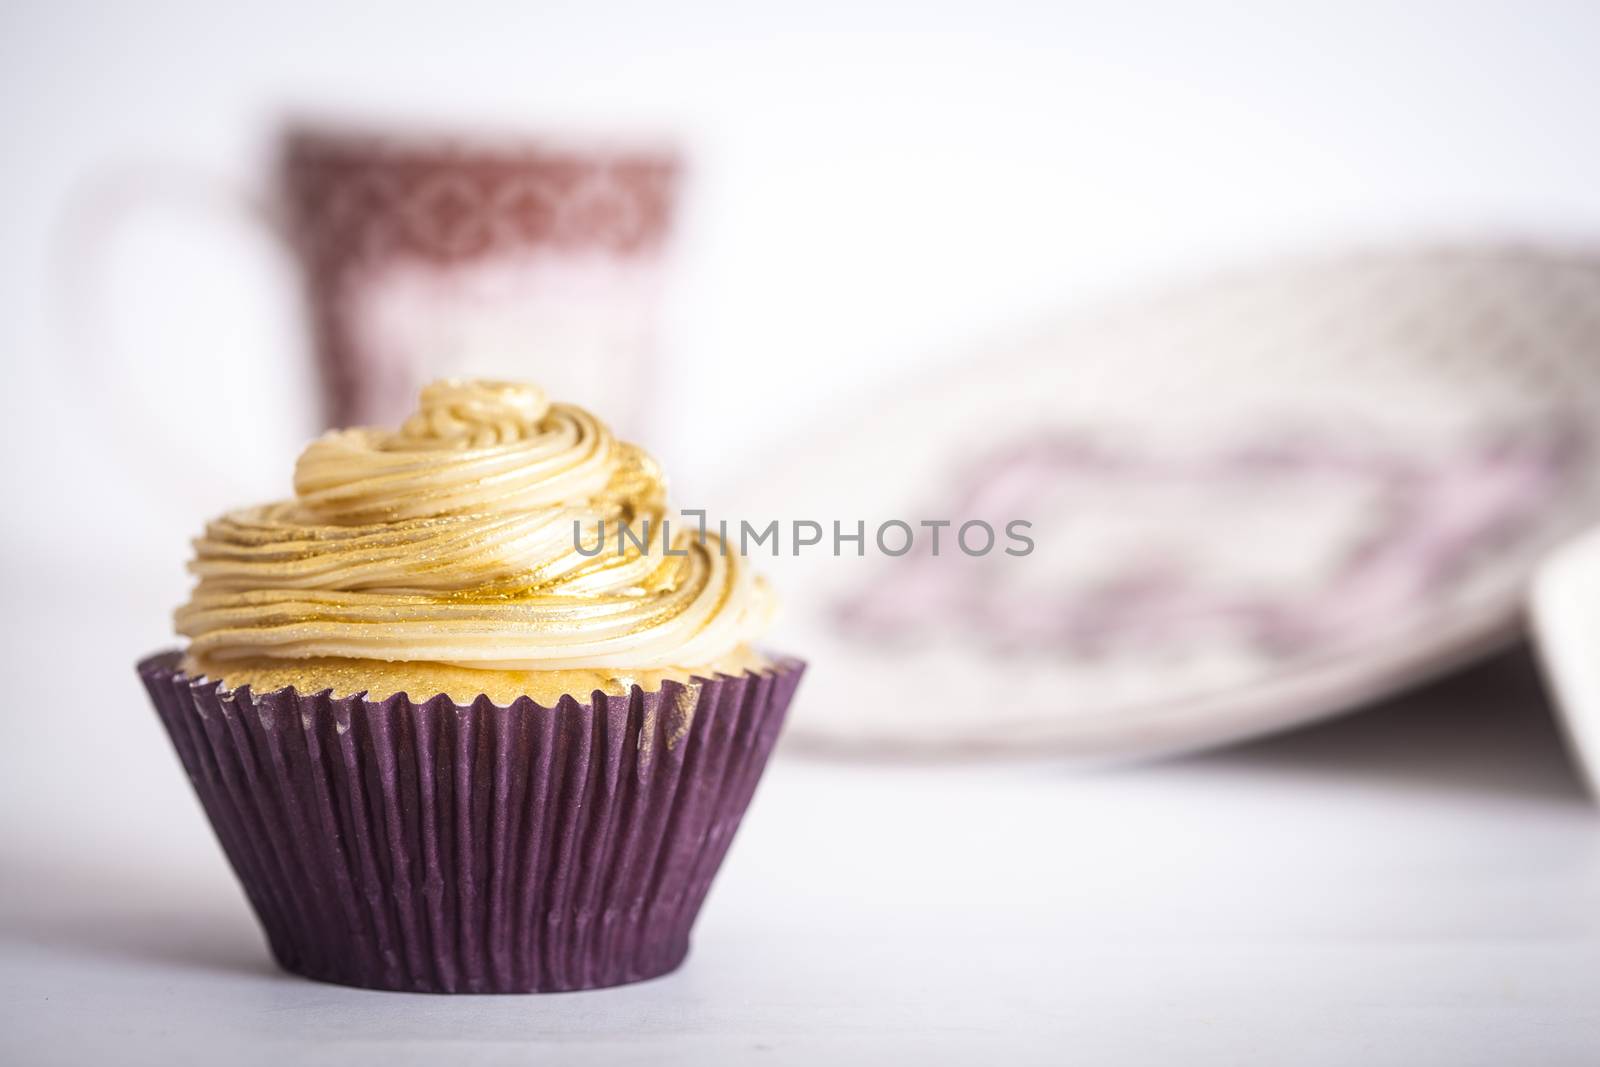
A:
[{"xmin": 138, "ymin": 379, "xmax": 804, "ymax": 993}]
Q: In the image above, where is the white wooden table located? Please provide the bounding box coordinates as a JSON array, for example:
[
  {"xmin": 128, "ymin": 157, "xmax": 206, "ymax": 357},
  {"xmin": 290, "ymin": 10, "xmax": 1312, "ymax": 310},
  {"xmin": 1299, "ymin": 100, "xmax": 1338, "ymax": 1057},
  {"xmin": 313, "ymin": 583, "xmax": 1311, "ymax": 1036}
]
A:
[{"xmin": 3, "ymin": 569, "xmax": 1598, "ymax": 1066}]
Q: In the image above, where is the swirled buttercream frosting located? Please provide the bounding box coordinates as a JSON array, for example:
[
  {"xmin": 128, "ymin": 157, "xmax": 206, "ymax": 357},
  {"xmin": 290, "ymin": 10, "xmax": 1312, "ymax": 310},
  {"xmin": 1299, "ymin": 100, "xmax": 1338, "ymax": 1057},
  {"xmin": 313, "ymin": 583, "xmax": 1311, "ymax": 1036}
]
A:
[{"xmin": 177, "ymin": 380, "xmax": 774, "ymax": 699}]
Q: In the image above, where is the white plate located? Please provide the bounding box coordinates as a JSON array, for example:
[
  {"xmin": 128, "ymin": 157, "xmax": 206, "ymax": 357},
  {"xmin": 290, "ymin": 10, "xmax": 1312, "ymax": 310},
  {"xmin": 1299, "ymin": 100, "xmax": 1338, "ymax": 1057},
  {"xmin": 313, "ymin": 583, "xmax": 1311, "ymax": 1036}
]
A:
[
  {"xmin": 727, "ymin": 244, "xmax": 1600, "ymax": 759},
  {"xmin": 1530, "ymin": 524, "xmax": 1600, "ymax": 798}
]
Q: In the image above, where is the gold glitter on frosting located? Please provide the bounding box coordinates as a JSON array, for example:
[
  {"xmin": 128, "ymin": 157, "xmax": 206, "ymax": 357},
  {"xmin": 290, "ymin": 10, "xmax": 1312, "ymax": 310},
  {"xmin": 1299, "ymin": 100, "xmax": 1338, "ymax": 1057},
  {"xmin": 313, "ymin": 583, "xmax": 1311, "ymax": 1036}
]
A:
[{"xmin": 176, "ymin": 379, "xmax": 775, "ymax": 676}]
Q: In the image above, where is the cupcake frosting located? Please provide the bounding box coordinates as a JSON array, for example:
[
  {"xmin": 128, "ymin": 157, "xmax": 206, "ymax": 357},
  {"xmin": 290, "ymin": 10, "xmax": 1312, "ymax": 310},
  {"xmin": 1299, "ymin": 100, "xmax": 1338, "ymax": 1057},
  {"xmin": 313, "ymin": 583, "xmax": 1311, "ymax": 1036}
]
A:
[{"xmin": 177, "ymin": 379, "xmax": 774, "ymax": 672}]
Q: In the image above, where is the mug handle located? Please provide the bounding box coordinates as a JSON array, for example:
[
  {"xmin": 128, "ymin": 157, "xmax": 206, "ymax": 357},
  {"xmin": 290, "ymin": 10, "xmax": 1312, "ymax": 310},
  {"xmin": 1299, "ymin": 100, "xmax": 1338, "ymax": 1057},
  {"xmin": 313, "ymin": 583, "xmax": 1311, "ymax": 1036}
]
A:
[{"xmin": 50, "ymin": 160, "xmax": 314, "ymax": 508}]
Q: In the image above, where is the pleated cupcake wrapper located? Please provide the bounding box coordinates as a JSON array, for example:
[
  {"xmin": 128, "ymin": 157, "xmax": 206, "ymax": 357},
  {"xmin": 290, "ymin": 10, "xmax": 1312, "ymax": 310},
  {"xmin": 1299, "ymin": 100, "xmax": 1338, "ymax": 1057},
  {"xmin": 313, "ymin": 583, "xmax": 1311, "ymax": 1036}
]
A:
[{"xmin": 137, "ymin": 651, "xmax": 803, "ymax": 993}]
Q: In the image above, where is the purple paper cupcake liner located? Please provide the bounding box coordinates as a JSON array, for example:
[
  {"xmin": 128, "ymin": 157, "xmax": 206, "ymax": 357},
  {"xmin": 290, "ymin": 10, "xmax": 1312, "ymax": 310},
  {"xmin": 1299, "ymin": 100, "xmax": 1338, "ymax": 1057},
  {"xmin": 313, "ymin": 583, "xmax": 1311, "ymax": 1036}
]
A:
[{"xmin": 137, "ymin": 651, "xmax": 802, "ymax": 993}]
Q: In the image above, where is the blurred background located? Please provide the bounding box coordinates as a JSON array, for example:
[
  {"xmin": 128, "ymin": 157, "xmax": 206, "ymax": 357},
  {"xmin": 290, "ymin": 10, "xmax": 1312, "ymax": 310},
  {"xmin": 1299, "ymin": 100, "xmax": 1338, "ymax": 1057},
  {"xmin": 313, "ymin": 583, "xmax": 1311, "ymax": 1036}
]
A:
[
  {"xmin": 6, "ymin": 3, "xmax": 1600, "ymax": 1060},
  {"xmin": 7, "ymin": 1, "xmax": 1600, "ymax": 574},
  {"xmin": 10, "ymin": 0, "xmax": 1600, "ymax": 754}
]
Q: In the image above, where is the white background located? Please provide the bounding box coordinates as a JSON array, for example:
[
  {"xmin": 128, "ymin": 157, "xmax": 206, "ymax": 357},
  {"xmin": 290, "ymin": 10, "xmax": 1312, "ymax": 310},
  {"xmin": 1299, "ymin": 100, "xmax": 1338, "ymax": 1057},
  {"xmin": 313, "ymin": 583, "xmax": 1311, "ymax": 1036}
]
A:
[
  {"xmin": 6, "ymin": 0, "xmax": 1600, "ymax": 577},
  {"xmin": 3, "ymin": 2, "xmax": 1600, "ymax": 1063}
]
